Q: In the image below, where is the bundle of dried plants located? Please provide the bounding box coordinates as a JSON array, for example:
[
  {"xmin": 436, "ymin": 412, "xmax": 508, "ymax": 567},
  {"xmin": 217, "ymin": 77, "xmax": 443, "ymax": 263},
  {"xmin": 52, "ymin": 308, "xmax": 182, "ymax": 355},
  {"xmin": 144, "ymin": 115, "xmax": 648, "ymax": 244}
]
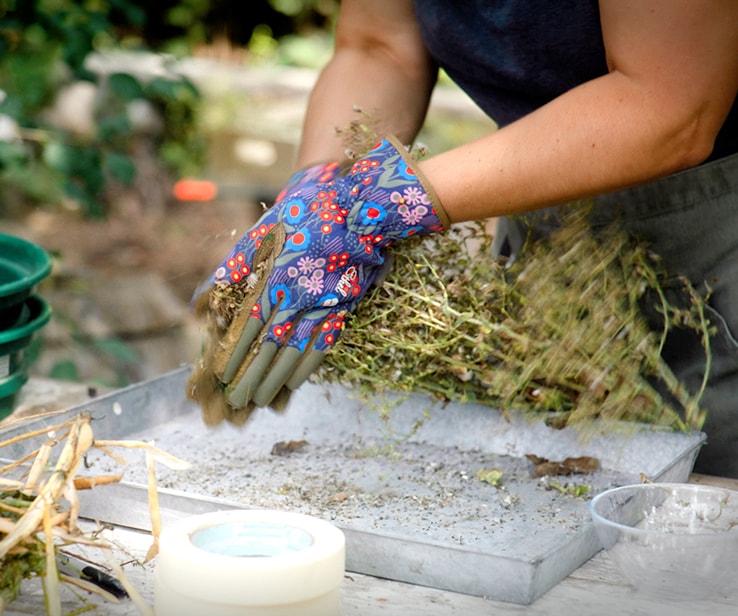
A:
[
  {"xmin": 187, "ymin": 116, "xmax": 709, "ymax": 432},
  {"xmin": 316, "ymin": 205, "xmax": 709, "ymax": 431},
  {"xmin": 0, "ymin": 410, "xmax": 189, "ymax": 615}
]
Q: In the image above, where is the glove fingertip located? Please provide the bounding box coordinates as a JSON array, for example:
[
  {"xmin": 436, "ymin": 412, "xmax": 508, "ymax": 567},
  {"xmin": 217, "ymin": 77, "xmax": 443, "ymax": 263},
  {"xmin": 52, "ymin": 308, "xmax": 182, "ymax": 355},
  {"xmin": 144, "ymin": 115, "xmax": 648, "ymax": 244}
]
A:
[
  {"xmin": 221, "ymin": 316, "xmax": 264, "ymax": 383},
  {"xmin": 252, "ymin": 346, "xmax": 301, "ymax": 408},
  {"xmin": 227, "ymin": 342, "xmax": 279, "ymax": 408},
  {"xmin": 286, "ymin": 350, "xmax": 327, "ymax": 391}
]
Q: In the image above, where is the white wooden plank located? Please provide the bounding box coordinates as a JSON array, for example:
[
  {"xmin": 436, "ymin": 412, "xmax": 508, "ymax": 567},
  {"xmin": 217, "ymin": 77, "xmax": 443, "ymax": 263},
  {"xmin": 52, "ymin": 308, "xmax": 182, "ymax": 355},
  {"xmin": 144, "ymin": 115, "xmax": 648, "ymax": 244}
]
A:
[{"xmin": 5, "ymin": 525, "xmax": 738, "ymax": 616}]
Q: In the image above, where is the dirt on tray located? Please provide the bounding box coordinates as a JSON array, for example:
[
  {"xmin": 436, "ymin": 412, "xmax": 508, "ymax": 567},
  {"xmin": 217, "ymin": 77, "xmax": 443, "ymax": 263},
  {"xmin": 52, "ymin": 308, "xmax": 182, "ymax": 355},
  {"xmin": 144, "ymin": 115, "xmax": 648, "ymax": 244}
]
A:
[{"xmin": 81, "ymin": 404, "xmax": 623, "ymax": 548}]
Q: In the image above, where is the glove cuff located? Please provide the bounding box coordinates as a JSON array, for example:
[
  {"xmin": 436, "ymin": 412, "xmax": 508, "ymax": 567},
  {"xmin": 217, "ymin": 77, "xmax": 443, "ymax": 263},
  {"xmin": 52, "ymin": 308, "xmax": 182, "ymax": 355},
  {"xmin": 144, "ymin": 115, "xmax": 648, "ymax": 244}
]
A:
[
  {"xmin": 385, "ymin": 135, "xmax": 450, "ymax": 232},
  {"xmin": 345, "ymin": 136, "xmax": 450, "ymax": 240}
]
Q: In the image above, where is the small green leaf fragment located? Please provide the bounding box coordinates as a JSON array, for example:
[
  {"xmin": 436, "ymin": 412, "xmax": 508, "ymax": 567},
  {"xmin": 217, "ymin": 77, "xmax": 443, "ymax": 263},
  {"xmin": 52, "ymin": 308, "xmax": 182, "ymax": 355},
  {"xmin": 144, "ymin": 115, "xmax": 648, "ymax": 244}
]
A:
[{"xmin": 477, "ymin": 468, "xmax": 504, "ymax": 487}]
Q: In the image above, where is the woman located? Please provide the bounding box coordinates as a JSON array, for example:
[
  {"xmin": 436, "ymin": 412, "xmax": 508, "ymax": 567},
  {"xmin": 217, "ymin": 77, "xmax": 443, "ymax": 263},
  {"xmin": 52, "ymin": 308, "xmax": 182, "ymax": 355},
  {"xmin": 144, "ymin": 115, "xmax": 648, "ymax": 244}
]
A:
[{"xmin": 204, "ymin": 1, "xmax": 738, "ymax": 476}]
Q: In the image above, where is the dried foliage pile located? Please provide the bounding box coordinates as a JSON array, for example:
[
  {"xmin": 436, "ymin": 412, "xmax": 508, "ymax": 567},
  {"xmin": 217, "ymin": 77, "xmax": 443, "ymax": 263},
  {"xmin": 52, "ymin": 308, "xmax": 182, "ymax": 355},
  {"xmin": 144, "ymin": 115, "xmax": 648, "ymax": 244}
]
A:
[
  {"xmin": 0, "ymin": 411, "xmax": 188, "ymax": 615},
  {"xmin": 317, "ymin": 206, "xmax": 709, "ymax": 431}
]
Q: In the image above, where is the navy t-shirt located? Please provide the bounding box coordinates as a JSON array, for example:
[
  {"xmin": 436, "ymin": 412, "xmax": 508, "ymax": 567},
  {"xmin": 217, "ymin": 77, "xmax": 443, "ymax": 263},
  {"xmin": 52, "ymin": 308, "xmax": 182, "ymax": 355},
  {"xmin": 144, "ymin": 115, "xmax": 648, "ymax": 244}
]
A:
[{"xmin": 415, "ymin": 0, "xmax": 737, "ymax": 161}]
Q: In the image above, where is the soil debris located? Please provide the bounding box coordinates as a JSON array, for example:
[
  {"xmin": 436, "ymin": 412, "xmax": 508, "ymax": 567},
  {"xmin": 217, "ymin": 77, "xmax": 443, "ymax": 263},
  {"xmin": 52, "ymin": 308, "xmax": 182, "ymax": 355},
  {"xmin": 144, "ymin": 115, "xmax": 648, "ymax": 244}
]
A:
[
  {"xmin": 526, "ymin": 454, "xmax": 601, "ymax": 478},
  {"xmin": 271, "ymin": 439, "xmax": 309, "ymax": 456}
]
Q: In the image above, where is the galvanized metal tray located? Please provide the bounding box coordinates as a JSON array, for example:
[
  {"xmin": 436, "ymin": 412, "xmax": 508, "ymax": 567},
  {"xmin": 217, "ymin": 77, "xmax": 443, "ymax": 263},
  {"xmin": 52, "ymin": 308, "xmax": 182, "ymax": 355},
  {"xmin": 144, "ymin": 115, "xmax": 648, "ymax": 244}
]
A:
[{"xmin": 0, "ymin": 366, "xmax": 705, "ymax": 604}]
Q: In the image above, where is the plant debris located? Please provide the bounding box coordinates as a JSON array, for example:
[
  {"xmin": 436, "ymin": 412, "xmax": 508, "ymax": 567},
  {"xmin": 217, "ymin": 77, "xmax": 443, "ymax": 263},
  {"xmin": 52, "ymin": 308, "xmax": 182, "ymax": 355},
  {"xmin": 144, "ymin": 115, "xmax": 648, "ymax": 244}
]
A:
[
  {"xmin": 316, "ymin": 205, "xmax": 710, "ymax": 431},
  {"xmin": 526, "ymin": 455, "xmax": 601, "ymax": 478},
  {"xmin": 542, "ymin": 480, "xmax": 592, "ymax": 498},
  {"xmin": 476, "ymin": 468, "xmax": 504, "ymax": 487},
  {"xmin": 0, "ymin": 410, "xmax": 189, "ymax": 615},
  {"xmin": 186, "ymin": 116, "xmax": 710, "ymax": 432},
  {"xmin": 270, "ymin": 440, "xmax": 309, "ymax": 456}
]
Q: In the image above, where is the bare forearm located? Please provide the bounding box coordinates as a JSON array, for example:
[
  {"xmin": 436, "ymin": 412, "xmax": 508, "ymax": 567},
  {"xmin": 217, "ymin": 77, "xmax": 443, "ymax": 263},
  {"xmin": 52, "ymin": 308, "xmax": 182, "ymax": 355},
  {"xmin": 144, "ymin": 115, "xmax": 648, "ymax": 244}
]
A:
[
  {"xmin": 421, "ymin": 0, "xmax": 738, "ymax": 223},
  {"xmin": 420, "ymin": 73, "xmax": 721, "ymax": 222},
  {"xmin": 296, "ymin": 0, "xmax": 738, "ymax": 223},
  {"xmin": 296, "ymin": 0, "xmax": 436, "ymax": 168},
  {"xmin": 297, "ymin": 49, "xmax": 435, "ymax": 167}
]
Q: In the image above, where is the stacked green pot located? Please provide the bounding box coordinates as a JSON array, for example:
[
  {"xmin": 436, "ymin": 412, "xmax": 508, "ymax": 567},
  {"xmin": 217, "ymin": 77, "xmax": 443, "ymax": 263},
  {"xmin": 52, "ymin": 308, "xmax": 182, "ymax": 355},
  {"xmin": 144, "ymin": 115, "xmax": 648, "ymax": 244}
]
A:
[{"xmin": 0, "ymin": 233, "xmax": 52, "ymax": 420}]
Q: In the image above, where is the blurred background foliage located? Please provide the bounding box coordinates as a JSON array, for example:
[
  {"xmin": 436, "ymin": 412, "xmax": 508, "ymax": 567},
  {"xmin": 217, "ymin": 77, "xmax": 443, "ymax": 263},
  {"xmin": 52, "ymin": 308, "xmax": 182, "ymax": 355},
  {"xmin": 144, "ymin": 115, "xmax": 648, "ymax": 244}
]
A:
[
  {"xmin": 0, "ymin": 0, "xmax": 336, "ymax": 218},
  {"xmin": 0, "ymin": 0, "xmax": 338, "ymax": 387},
  {"xmin": 0, "ymin": 0, "xmax": 490, "ymax": 389}
]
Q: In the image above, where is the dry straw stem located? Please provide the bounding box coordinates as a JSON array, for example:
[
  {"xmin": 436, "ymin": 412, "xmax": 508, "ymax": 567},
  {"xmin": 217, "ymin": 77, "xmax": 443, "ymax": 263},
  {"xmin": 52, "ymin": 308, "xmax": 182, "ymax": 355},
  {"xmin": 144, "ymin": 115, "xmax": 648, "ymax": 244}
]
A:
[
  {"xmin": 317, "ymin": 205, "xmax": 710, "ymax": 431},
  {"xmin": 0, "ymin": 413, "xmax": 190, "ymax": 615}
]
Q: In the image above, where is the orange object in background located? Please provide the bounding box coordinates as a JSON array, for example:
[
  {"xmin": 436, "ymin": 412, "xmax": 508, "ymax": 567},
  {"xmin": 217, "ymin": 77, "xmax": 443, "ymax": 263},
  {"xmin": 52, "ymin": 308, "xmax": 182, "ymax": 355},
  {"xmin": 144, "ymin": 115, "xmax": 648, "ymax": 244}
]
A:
[{"xmin": 173, "ymin": 178, "xmax": 218, "ymax": 202}]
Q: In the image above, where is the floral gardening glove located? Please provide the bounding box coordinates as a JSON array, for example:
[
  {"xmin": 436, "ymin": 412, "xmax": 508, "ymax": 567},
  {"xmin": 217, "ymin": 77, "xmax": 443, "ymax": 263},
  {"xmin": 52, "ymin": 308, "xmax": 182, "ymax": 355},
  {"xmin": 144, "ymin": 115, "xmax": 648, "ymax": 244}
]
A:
[{"xmin": 188, "ymin": 136, "xmax": 449, "ymax": 424}]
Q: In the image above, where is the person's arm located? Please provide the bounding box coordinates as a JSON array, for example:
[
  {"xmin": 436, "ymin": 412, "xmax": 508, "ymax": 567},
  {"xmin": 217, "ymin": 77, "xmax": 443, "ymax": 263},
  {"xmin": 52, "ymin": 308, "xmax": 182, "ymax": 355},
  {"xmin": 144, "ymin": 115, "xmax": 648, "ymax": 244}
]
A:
[
  {"xmin": 419, "ymin": 0, "xmax": 738, "ymax": 223},
  {"xmin": 296, "ymin": 0, "xmax": 436, "ymax": 167}
]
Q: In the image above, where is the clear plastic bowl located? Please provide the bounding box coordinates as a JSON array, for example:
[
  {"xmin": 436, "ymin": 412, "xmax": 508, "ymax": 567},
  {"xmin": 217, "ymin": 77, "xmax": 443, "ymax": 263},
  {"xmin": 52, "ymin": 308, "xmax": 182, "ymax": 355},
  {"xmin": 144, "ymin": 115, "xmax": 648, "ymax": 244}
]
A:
[{"xmin": 590, "ymin": 483, "xmax": 738, "ymax": 601}]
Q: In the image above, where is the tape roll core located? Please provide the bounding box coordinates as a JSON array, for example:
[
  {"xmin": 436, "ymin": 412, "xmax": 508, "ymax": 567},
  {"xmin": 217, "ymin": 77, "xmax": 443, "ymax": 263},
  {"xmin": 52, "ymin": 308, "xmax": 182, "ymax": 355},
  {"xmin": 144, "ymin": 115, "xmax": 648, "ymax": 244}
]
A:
[{"xmin": 191, "ymin": 522, "xmax": 314, "ymax": 557}]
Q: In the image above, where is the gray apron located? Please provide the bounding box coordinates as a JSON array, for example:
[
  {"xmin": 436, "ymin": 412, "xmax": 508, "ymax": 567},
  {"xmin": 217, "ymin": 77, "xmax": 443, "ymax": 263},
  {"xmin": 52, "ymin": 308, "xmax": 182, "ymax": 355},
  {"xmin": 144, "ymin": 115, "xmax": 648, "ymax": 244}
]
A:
[{"xmin": 495, "ymin": 154, "xmax": 738, "ymax": 477}]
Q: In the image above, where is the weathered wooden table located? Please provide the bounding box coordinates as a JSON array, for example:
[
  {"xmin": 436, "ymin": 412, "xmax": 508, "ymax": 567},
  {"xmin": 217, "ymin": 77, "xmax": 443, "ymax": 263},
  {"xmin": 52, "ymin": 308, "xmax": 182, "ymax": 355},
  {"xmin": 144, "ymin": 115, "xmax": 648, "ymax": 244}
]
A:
[
  {"xmin": 5, "ymin": 478, "xmax": 738, "ymax": 616},
  {"xmin": 3, "ymin": 380, "xmax": 738, "ymax": 616}
]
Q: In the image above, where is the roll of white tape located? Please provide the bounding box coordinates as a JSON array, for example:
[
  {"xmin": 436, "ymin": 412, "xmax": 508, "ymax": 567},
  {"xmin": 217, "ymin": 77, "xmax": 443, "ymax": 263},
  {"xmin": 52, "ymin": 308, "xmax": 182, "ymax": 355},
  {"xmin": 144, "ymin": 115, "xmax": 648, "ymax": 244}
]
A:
[{"xmin": 154, "ymin": 509, "xmax": 345, "ymax": 616}]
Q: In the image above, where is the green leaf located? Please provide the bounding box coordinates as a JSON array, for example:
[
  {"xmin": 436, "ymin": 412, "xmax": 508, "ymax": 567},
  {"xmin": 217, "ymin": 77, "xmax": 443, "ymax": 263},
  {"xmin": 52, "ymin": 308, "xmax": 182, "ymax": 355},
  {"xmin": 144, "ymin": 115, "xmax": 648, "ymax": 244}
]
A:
[
  {"xmin": 167, "ymin": 5, "xmax": 196, "ymax": 28},
  {"xmin": 476, "ymin": 468, "xmax": 504, "ymax": 487},
  {"xmin": 109, "ymin": 0, "xmax": 147, "ymax": 27},
  {"xmin": 144, "ymin": 76, "xmax": 177, "ymax": 100},
  {"xmin": 1, "ymin": 158, "xmax": 64, "ymax": 205},
  {"xmin": 108, "ymin": 72, "xmax": 144, "ymax": 101},
  {"xmin": 97, "ymin": 113, "xmax": 131, "ymax": 141},
  {"xmin": 0, "ymin": 47, "xmax": 58, "ymax": 115},
  {"xmin": 49, "ymin": 360, "xmax": 80, "ymax": 382},
  {"xmin": 94, "ymin": 337, "xmax": 139, "ymax": 363},
  {"xmin": 62, "ymin": 180, "xmax": 103, "ymax": 218},
  {"xmin": 42, "ymin": 142, "xmax": 74, "ymax": 173},
  {"xmin": 144, "ymin": 76, "xmax": 199, "ymax": 103},
  {"xmin": 270, "ymin": 0, "xmax": 307, "ymax": 17},
  {"xmin": 0, "ymin": 141, "xmax": 28, "ymax": 169},
  {"xmin": 76, "ymin": 149, "xmax": 105, "ymax": 194},
  {"xmin": 104, "ymin": 151, "xmax": 136, "ymax": 185},
  {"xmin": 177, "ymin": 77, "xmax": 200, "ymax": 100},
  {"xmin": 51, "ymin": 145, "xmax": 104, "ymax": 192},
  {"xmin": 61, "ymin": 27, "xmax": 93, "ymax": 74}
]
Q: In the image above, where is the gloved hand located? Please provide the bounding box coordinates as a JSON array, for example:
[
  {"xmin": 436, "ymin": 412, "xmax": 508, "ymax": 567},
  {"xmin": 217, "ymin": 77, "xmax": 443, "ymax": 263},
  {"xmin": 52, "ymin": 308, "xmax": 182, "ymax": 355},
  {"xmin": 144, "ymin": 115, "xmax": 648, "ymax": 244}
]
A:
[{"xmin": 189, "ymin": 136, "xmax": 449, "ymax": 423}]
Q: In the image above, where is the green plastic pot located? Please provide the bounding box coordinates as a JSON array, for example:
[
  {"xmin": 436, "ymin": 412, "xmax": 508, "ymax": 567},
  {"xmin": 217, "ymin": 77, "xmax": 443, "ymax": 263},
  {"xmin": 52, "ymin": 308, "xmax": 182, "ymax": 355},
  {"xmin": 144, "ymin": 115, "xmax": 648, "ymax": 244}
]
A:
[
  {"xmin": 0, "ymin": 294, "xmax": 51, "ymax": 420},
  {"xmin": 0, "ymin": 371, "xmax": 29, "ymax": 420},
  {"xmin": 0, "ymin": 233, "xmax": 51, "ymax": 329}
]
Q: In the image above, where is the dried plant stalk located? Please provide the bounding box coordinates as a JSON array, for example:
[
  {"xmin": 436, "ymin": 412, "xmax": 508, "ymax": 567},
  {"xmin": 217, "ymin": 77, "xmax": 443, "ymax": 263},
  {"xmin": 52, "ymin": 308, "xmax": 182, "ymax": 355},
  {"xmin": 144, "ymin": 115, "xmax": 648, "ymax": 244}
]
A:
[
  {"xmin": 0, "ymin": 416, "xmax": 93, "ymax": 560},
  {"xmin": 144, "ymin": 450, "xmax": 161, "ymax": 563},
  {"xmin": 317, "ymin": 206, "xmax": 709, "ymax": 431},
  {"xmin": 106, "ymin": 552, "xmax": 155, "ymax": 616},
  {"xmin": 0, "ymin": 413, "xmax": 190, "ymax": 614}
]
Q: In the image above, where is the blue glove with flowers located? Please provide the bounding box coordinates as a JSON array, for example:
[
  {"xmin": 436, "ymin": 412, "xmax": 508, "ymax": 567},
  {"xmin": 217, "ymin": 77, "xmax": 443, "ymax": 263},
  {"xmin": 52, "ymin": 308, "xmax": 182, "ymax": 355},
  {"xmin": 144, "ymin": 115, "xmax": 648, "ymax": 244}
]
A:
[{"xmin": 188, "ymin": 136, "xmax": 449, "ymax": 424}]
